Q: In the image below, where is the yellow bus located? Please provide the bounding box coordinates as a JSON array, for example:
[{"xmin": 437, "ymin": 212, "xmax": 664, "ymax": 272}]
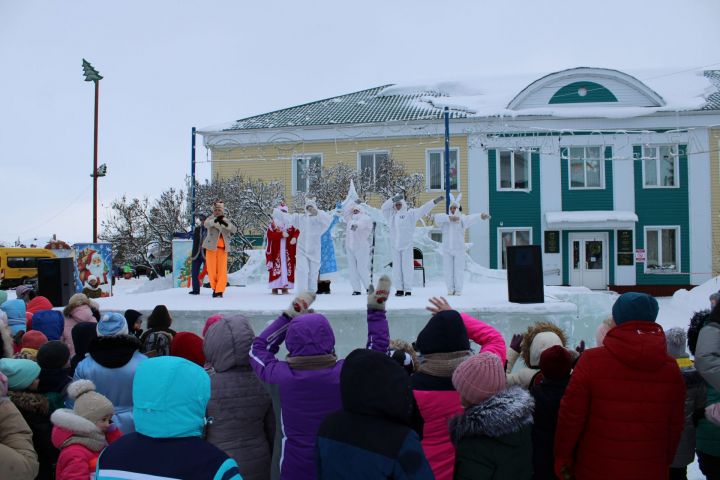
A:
[{"xmin": 0, "ymin": 248, "xmax": 56, "ymax": 289}]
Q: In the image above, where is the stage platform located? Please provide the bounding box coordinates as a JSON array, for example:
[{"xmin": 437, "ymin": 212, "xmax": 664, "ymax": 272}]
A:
[{"xmin": 92, "ymin": 278, "xmax": 614, "ymax": 357}]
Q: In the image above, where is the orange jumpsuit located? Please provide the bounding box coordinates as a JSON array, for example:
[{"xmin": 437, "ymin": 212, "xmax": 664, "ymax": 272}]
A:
[{"xmin": 205, "ymin": 235, "xmax": 228, "ymax": 294}]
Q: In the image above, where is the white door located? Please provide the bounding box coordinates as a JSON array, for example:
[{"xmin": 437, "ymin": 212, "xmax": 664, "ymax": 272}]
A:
[{"xmin": 569, "ymin": 232, "xmax": 608, "ymax": 290}]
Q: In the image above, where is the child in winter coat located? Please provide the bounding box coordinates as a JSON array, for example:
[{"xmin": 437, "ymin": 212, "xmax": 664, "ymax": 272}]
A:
[
  {"xmin": 31, "ymin": 310, "xmax": 65, "ymax": 342},
  {"xmin": 139, "ymin": 305, "xmax": 176, "ymax": 357},
  {"xmin": 316, "ymin": 348, "xmax": 434, "ymax": 479},
  {"xmin": 14, "ymin": 330, "xmax": 48, "ymax": 360},
  {"xmin": 449, "ymin": 352, "xmax": 535, "ymax": 479},
  {"xmin": 250, "ymin": 276, "xmax": 391, "ymax": 480},
  {"xmin": 37, "ymin": 341, "xmax": 73, "ymax": 412},
  {"xmin": 530, "ymin": 345, "xmax": 574, "ymax": 480},
  {"xmin": 61, "ymin": 294, "xmax": 98, "ymax": 359},
  {"xmin": 123, "ymin": 309, "xmax": 143, "ymax": 339},
  {"xmin": 69, "ymin": 323, "xmax": 97, "ymax": 374},
  {"xmin": 0, "ymin": 371, "xmax": 39, "ymax": 480},
  {"xmin": 506, "ymin": 321, "xmax": 575, "ymax": 388},
  {"xmin": 1, "ymin": 357, "xmax": 59, "ymax": 480},
  {"xmin": 51, "ymin": 380, "xmax": 122, "ymax": 479},
  {"xmin": 665, "ymin": 327, "xmax": 705, "ymax": 480},
  {"xmin": 411, "ymin": 297, "xmax": 507, "ymax": 480},
  {"xmin": 204, "ymin": 314, "xmax": 274, "ymax": 480},
  {"xmin": 2, "ymin": 299, "xmax": 27, "ymax": 337}
]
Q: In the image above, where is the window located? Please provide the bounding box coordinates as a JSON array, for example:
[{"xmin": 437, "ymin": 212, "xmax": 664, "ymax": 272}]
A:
[
  {"xmin": 358, "ymin": 151, "xmax": 389, "ymax": 186},
  {"xmin": 499, "ymin": 228, "xmax": 532, "ymax": 269},
  {"xmin": 426, "ymin": 149, "xmax": 459, "ymax": 190},
  {"xmin": 643, "ymin": 146, "xmax": 678, "ymax": 187},
  {"xmin": 497, "ymin": 150, "xmax": 530, "ymax": 191},
  {"xmin": 6, "ymin": 257, "xmax": 25, "ymax": 268},
  {"xmin": 568, "ymin": 146, "xmax": 603, "ymax": 189},
  {"xmin": 645, "ymin": 227, "xmax": 679, "ymax": 273},
  {"xmin": 293, "ymin": 154, "xmax": 322, "ymax": 193},
  {"xmin": 430, "ymin": 230, "xmax": 442, "ymax": 243}
]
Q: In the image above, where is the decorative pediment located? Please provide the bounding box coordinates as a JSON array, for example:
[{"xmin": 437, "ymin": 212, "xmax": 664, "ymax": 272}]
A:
[{"xmin": 508, "ymin": 67, "xmax": 665, "ymax": 110}]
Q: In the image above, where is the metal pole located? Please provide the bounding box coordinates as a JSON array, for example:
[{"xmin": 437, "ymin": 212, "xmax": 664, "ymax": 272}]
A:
[
  {"xmin": 444, "ymin": 106, "xmax": 450, "ymax": 214},
  {"xmin": 93, "ymin": 79, "xmax": 100, "ymax": 243},
  {"xmin": 191, "ymin": 127, "xmax": 197, "ymax": 226}
]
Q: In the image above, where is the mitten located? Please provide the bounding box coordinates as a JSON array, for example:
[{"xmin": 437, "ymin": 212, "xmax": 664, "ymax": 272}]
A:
[
  {"xmin": 219, "ymin": 219, "xmax": 229, "ymax": 227},
  {"xmin": 368, "ymin": 275, "xmax": 392, "ymax": 310},
  {"xmin": 433, "ymin": 195, "xmax": 444, "ymax": 204},
  {"xmin": 213, "ymin": 217, "xmax": 220, "ymax": 224},
  {"xmin": 282, "ymin": 231, "xmax": 289, "ymax": 238},
  {"xmin": 509, "ymin": 333, "xmax": 523, "ymax": 353},
  {"xmin": 481, "ymin": 212, "xmax": 491, "ymax": 220},
  {"xmin": 449, "ymin": 215, "xmax": 460, "ymax": 222},
  {"xmin": 290, "ymin": 237, "xmax": 297, "ymax": 245},
  {"xmin": 284, "ymin": 291, "xmax": 316, "ymax": 319}
]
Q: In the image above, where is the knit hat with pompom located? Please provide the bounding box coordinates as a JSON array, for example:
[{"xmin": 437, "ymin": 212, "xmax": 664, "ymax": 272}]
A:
[
  {"xmin": 452, "ymin": 352, "xmax": 506, "ymax": 406},
  {"xmin": 68, "ymin": 379, "xmax": 114, "ymax": 424}
]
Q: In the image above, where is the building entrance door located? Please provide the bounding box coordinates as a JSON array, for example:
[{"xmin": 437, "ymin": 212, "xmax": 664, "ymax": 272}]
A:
[{"xmin": 569, "ymin": 232, "xmax": 608, "ymax": 289}]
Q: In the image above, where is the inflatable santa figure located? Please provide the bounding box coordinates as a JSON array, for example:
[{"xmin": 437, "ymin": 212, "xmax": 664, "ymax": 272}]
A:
[{"xmin": 265, "ymin": 203, "xmax": 299, "ymax": 294}]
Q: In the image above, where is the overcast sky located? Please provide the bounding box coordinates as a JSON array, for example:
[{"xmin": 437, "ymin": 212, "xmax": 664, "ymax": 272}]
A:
[{"xmin": 1, "ymin": 0, "xmax": 719, "ymax": 244}]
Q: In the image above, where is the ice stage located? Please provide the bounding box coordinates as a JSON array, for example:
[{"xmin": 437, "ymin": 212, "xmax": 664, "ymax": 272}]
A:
[{"xmin": 94, "ymin": 277, "xmax": 614, "ymax": 357}]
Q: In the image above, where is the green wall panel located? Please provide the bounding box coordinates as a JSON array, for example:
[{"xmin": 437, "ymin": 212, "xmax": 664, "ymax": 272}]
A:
[
  {"xmin": 488, "ymin": 149, "xmax": 542, "ymax": 269},
  {"xmin": 633, "ymin": 145, "xmax": 690, "ymax": 285},
  {"xmin": 561, "ymin": 146, "xmax": 614, "ymax": 211}
]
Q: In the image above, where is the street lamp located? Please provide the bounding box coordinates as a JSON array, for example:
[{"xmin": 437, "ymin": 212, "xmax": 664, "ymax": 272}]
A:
[{"xmin": 82, "ymin": 59, "xmax": 102, "ymax": 243}]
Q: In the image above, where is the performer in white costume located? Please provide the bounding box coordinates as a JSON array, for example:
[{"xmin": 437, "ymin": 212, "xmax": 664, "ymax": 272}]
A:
[
  {"xmin": 273, "ymin": 197, "xmax": 333, "ymax": 293},
  {"xmin": 342, "ymin": 200, "xmax": 374, "ymax": 295},
  {"xmin": 433, "ymin": 193, "xmax": 490, "ymax": 295},
  {"xmin": 382, "ymin": 193, "xmax": 441, "ymax": 296}
]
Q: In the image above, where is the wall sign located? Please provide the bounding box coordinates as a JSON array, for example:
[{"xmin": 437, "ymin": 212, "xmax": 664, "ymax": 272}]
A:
[
  {"xmin": 544, "ymin": 231, "xmax": 560, "ymax": 254},
  {"xmin": 617, "ymin": 230, "xmax": 634, "ymax": 266},
  {"xmin": 635, "ymin": 249, "xmax": 646, "ymax": 263}
]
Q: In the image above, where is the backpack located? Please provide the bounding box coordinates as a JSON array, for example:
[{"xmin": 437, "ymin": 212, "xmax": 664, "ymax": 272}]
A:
[{"xmin": 140, "ymin": 330, "xmax": 173, "ymax": 357}]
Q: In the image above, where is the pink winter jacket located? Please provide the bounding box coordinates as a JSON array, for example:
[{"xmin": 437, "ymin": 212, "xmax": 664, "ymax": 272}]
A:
[
  {"xmin": 60, "ymin": 305, "xmax": 96, "ymax": 359},
  {"xmin": 412, "ymin": 313, "xmax": 507, "ymax": 480}
]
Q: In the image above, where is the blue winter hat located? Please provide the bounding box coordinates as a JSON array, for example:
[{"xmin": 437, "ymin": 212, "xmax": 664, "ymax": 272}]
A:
[
  {"xmin": 612, "ymin": 292, "xmax": 659, "ymax": 326},
  {"xmin": 31, "ymin": 310, "xmax": 65, "ymax": 341},
  {"xmin": 0, "ymin": 358, "xmax": 41, "ymax": 390},
  {"xmin": 97, "ymin": 312, "xmax": 129, "ymax": 337},
  {"xmin": 1, "ymin": 300, "xmax": 27, "ymax": 335}
]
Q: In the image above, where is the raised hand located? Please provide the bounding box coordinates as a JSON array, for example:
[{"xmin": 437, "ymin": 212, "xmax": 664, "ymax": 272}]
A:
[
  {"xmin": 284, "ymin": 291, "xmax": 316, "ymax": 319},
  {"xmin": 368, "ymin": 275, "xmax": 391, "ymax": 311},
  {"xmin": 433, "ymin": 195, "xmax": 444, "ymax": 204},
  {"xmin": 426, "ymin": 296, "xmax": 452, "ymax": 314},
  {"xmin": 509, "ymin": 333, "xmax": 523, "ymax": 353}
]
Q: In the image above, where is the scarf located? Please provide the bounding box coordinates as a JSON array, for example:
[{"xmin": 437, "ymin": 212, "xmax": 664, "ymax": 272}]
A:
[
  {"xmin": 61, "ymin": 428, "xmax": 108, "ymax": 452},
  {"xmin": 417, "ymin": 350, "xmax": 472, "ymax": 378},
  {"xmin": 286, "ymin": 353, "xmax": 337, "ymax": 370}
]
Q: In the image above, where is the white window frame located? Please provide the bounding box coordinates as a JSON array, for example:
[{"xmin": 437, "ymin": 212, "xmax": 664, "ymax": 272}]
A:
[
  {"xmin": 497, "ymin": 227, "xmax": 533, "ymax": 270},
  {"xmin": 357, "ymin": 150, "xmax": 389, "ymax": 185},
  {"xmin": 496, "ymin": 149, "xmax": 532, "ymax": 192},
  {"xmin": 426, "ymin": 148, "xmax": 460, "ymax": 191},
  {"xmin": 641, "ymin": 145, "xmax": 680, "ymax": 189},
  {"xmin": 567, "ymin": 146, "xmax": 605, "ymax": 190},
  {"xmin": 291, "ymin": 153, "xmax": 323, "ymax": 194},
  {"xmin": 643, "ymin": 225, "xmax": 681, "ymax": 274}
]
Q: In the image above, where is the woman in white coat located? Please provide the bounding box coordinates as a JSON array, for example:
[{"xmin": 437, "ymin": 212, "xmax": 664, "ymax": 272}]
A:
[
  {"xmin": 342, "ymin": 202, "xmax": 374, "ymax": 295},
  {"xmin": 381, "ymin": 193, "xmax": 441, "ymax": 296},
  {"xmin": 433, "ymin": 193, "xmax": 489, "ymax": 295},
  {"xmin": 273, "ymin": 198, "xmax": 333, "ymax": 293}
]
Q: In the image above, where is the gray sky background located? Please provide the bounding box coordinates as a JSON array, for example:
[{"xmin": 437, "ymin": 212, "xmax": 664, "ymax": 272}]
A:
[{"xmin": 1, "ymin": 0, "xmax": 719, "ymax": 244}]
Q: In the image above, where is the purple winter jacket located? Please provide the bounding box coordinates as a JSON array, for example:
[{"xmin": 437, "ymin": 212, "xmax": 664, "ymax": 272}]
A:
[{"xmin": 250, "ymin": 309, "xmax": 389, "ymax": 480}]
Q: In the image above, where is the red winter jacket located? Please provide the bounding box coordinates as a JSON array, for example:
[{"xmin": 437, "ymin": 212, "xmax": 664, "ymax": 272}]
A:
[
  {"xmin": 52, "ymin": 421, "xmax": 122, "ymax": 480},
  {"xmin": 554, "ymin": 321, "xmax": 685, "ymax": 480}
]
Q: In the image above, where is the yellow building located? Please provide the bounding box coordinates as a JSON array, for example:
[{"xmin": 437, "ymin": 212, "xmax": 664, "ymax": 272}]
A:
[{"xmin": 199, "ymin": 85, "xmax": 471, "ymax": 226}]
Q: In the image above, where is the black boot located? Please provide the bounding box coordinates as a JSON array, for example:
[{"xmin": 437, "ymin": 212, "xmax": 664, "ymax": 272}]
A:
[
  {"xmin": 395, "ymin": 290, "xmax": 405, "ymax": 297},
  {"xmin": 352, "ymin": 291, "xmax": 361, "ymax": 296},
  {"xmin": 404, "ymin": 291, "xmax": 412, "ymax": 296}
]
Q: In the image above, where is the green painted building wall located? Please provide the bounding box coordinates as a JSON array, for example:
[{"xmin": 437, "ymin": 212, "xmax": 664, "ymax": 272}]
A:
[
  {"xmin": 561, "ymin": 146, "xmax": 614, "ymax": 211},
  {"xmin": 633, "ymin": 145, "xmax": 690, "ymax": 285},
  {"xmin": 488, "ymin": 149, "xmax": 542, "ymax": 269}
]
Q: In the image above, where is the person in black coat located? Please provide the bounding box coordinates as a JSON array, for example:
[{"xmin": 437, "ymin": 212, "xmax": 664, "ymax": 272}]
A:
[
  {"xmin": 530, "ymin": 344, "xmax": 574, "ymax": 480},
  {"xmin": 316, "ymin": 348, "xmax": 434, "ymax": 479},
  {"xmin": 189, "ymin": 213, "xmax": 208, "ymax": 295}
]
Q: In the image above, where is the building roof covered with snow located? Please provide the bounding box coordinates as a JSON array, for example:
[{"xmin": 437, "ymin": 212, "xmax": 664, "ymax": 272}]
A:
[{"xmin": 202, "ymin": 67, "xmax": 720, "ymax": 133}]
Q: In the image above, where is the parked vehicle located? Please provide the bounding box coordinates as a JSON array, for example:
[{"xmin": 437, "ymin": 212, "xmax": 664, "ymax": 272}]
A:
[{"xmin": 0, "ymin": 248, "xmax": 57, "ymax": 289}]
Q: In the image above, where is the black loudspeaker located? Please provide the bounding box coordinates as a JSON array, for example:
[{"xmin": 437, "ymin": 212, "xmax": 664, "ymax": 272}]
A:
[
  {"xmin": 507, "ymin": 245, "xmax": 544, "ymax": 304},
  {"xmin": 38, "ymin": 258, "xmax": 75, "ymax": 307}
]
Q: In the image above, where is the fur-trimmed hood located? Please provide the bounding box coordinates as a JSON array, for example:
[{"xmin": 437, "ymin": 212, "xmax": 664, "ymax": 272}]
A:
[
  {"xmin": 449, "ymin": 386, "xmax": 534, "ymax": 443},
  {"xmin": 521, "ymin": 322, "xmax": 567, "ymax": 368},
  {"xmin": 51, "ymin": 408, "xmax": 107, "ymax": 452},
  {"xmin": 88, "ymin": 334, "xmax": 141, "ymax": 368},
  {"xmin": 63, "ymin": 294, "xmax": 99, "ymax": 318},
  {"xmin": 9, "ymin": 390, "xmax": 50, "ymax": 415}
]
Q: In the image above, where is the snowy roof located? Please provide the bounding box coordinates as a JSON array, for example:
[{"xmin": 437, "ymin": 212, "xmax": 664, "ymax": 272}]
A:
[
  {"xmin": 545, "ymin": 211, "xmax": 638, "ymax": 229},
  {"xmin": 203, "ymin": 68, "xmax": 720, "ymax": 133}
]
